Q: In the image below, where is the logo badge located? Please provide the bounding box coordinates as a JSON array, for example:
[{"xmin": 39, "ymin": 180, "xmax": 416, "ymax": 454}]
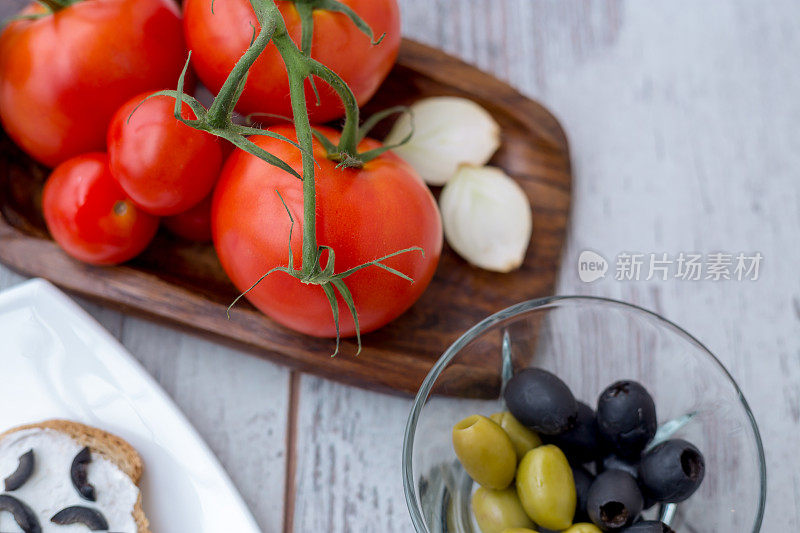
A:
[{"xmin": 578, "ymin": 250, "xmax": 608, "ymax": 283}]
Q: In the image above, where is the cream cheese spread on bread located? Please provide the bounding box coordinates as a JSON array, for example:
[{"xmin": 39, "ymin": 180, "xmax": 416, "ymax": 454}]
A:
[{"xmin": 0, "ymin": 428, "xmax": 138, "ymax": 532}]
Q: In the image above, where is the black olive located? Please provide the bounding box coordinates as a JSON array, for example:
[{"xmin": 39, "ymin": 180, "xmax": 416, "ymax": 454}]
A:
[
  {"xmin": 545, "ymin": 402, "xmax": 602, "ymax": 464},
  {"xmin": 4, "ymin": 449, "xmax": 35, "ymax": 491},
  {"xmin": 503, "ymin": 368, "xmax": 578, "ymax": 435},
  {"xmin": 571, "ymin": 464, "xmax": 594, "ymax": 523},
  {"xmin": 639, "ymin": 438, "xmax": 705, "ymax": 503},
  {"xmin": 596, "ymin": 380, "xmax": 657, "ymax": 458},
  {"xmin": 0, "ymin": 494, "xmax": 41, "ymax": 533},
  {"xmin": 596, "ymin": 454, "xmax": 661, "ymax": 510},
  {"xmin": 622, "ymin": 520, "xmax": 675, "ymax": 532},
  {"xmin": 586, "ymin": 469, "xmax": 643, "ymax": 530},
  {"xmin": 51, "ymin": 506, "xmax": 109, "ymax": 531},
  {"xmin": 596, "ymin": 453, "xmax": 640, "ymax": 480},
  {"xmin": 70, "ymin": 446, "xmax": 96, "ymax": 501}
]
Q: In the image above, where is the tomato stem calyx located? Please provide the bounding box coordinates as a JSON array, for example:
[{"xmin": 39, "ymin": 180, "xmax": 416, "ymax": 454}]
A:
[
  {"xmin": 291, "ymin": 0, "xmax": 386, "ymax": 56},
  {"xmin": 312, "ymin": 105, "xmax": 415, "ymax": 168},
  {"xmin": 225, "ymin": 190, "xmax": 424, "ymax": 356},
  {"xmin": 112, "ymin": 201, "xmax": 128, "ymax": 217}
]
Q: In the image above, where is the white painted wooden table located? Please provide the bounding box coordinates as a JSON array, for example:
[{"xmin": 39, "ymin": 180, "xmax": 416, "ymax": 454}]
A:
[{"xmin": 2, "ymin": 1, "xmax": 798, "ymax": 530}]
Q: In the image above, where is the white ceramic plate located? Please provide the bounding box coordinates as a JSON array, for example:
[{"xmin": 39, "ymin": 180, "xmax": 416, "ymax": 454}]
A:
[{"xmin": 0, "ymin": 278, "xmax": 262, "ymax": 533}]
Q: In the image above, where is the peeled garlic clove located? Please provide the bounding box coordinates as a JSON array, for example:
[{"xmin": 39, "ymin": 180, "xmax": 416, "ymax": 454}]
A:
[
  {"xmin": 440, "ymin": 166, "xmax": 532, "ymax": 273},
  {"xmin": 384, "ymin": 96, "xmax": 500, "ymax": 186}
]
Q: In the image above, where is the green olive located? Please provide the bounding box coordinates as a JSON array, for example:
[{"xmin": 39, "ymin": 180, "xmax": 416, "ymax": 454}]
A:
[
  {"xmin": 490, "ymin": 412, "xmax": 543, "ymax": 459},
  {"xmin": 562, "ymin": 524, "xmax": 603, "ymax": 533},
  {"xmin": 471, "ymin": 487, "xmax": 536, "ymax": 533},
  {"xmin": 452, "ymin": 415, "xmax": 516, "ymax": 489},
  {"xmin": 501, "ymin": 529, "xmax": 539, "ymax": 533},
  {"xmin": 516, "ymin": 444, "xmax": 576, "ymax": 530}
]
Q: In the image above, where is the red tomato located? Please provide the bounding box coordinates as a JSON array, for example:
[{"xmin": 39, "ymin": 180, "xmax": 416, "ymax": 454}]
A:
[
  {"xmin": 212, "ymin": 125, "xmax": 442, "ymax": 337},
  {"xmin": 183, "ymin": 0, "xmax": 400, "ymax": 123},
  {"xmin": 43, "ymin": 153, "xmax": 160, "ymax": 265},
  {"xmin": 164, "ymin": 195, "xmax": 213, "ymax": 242},
  {"xmin": 0, "ymin": 0, "xmax": 187, "ymax": 168},
  {"xmin": 107, "ymin": 93, "xmax": 224, "ymax": 216}
]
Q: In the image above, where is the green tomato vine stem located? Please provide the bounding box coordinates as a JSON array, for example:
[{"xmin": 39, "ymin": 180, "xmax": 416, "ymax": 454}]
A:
[
  {"xmin": 206, "ymin": 3, "xmax": 276, "ymax": 129},
  {"xmin": 270, "ymin": 17, "xmax": 321, "ymax": 276},
  {"xmin": 158, "ymin": 0, "xmax": 423, "ymax": 354},
  {"xmin": 204, "ymin": 0, "xmax": 364, "ymax": 273}
]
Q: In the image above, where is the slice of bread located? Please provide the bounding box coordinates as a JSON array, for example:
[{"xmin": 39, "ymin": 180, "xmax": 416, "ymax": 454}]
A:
[{"xmin": 0, "ymin": 419, "xmax": 150, "ymax": 533}]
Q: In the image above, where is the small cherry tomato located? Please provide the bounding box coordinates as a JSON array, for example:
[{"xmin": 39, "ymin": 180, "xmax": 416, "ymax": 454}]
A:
[
  {"xmin": 43, "ymin": 153, "xmax": 160, "ymax": 265},
  {"xmin": 107, "ymin": 93, "xmax": 225, "ymax": 216},
  {"xmin": 163, "ymin": 194, "xmax": 213, "ymax": 242}
]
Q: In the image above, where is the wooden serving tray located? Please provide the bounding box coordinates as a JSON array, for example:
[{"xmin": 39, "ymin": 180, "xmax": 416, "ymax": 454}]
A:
[{"xmin": 0, "ymin": 39, "xmax": 571, "ymax": 396}]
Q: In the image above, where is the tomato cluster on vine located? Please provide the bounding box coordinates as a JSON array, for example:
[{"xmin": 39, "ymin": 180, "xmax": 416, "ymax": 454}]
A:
[{"xmin": 0, "ymin": 0, "xmax": 442, "ymax": 344}]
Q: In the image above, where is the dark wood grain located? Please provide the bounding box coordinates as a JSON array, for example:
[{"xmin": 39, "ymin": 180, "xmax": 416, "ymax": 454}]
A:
[{"xmin": 0, "ymin": 39, "xmax": 571, "ymax": 396}]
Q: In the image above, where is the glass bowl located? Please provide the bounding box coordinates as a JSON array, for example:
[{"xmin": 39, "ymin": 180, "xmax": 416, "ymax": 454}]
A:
[{"xmin": 403, "ymin": 296, "xmax": 766, "ymax": 532}]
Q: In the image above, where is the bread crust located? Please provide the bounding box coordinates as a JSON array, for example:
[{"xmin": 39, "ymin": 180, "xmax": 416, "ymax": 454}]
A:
[{"xmin": 0, "ymin": 419, "xmax": 150, "ymax": 533}]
